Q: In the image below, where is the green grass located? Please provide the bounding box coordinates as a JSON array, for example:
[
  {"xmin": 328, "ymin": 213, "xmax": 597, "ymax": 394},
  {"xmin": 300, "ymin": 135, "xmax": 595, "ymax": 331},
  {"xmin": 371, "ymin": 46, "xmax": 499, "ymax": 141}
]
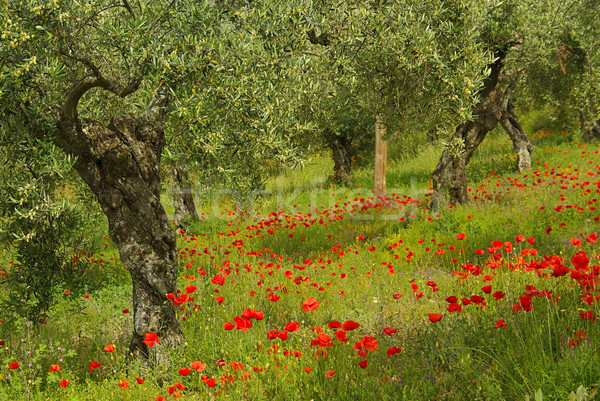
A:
[{"xmin": 1, "ymin": 126, "xmax": 599, "ymax": 400}]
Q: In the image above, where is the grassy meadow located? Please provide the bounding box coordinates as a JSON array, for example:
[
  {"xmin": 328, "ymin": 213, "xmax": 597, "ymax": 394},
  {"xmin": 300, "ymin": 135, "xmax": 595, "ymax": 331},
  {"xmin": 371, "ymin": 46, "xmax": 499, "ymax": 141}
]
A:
[{"xmin": 1, "ymin": 126, "xmax": 599, "ymax": 400}]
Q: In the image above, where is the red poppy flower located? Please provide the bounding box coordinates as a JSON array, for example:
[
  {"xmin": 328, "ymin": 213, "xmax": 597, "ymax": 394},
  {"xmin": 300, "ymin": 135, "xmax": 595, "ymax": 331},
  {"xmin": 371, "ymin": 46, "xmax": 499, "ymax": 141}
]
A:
[
  {"xmin": 428, "ymin": 313, "xmax": 443, "ymax": 323},
  {"xmin": 494, "ymin": 319, "xmax": 507, "ymax": 329},
  {"xmin": 334, "ymin": 330, "xmax": 348, "ymax": 342},
  {"xmin": 342, "ymin": 320, "xmax": 360, "ymax": 330},
  {"xmin": 515, "ymin": 235, "xmax": 525, "ymax": 242},
  {"xmin": 304, "ymin": 367, "xmax": 312, "ymax": 373},
  {"xmin": 325, "ymin": 370, "xmax": 336, "ymax": 378},
  {"xmin": 143, "ymin": 332, "xmax": 159, "ymax": 347},
  {"xmin": 156, "ymin": 397, "xmax": 166, "ymax": 401},
  {"xmin": 358, "ymin": 360, "xmax": 368, "ymax": 369},
  {"xmin": 103, "ymin": 344, "xmax": 116, "ymax": 352},
  {"xmin": 178, "ymin": 367, "xmax": 192, "ymax": 376},
  {"xmin": 216, "ymin": 359, "xmax": 226, "ymax": 366},
  {"xmin": 386, "ymin": 346, "xmax": 402, "ymax": 357},
  {"xmin": 456, "ymin": 233, "xmax": 466, "ymax": 240},
  {"xmin": 571, "ymin": 238, "xmax": 581, "ymax": 247},
  {"xmin": 136, "ymin": 377, "xmax": 145, "ymax": 384},
  {"xmin": 191, "ymin": 360, "xmax": 207, "ymax": 372},
  {"xmin": 49, "ymin": 364, "xmax": 60, "ymax": 373},
  {"xmin": 59, "ymin": 379, "xmax": 69, "ymax": 388},
  {"xmin": 122, "ymin": 309, "xmax": 129, "ymax": 313},
  {"xmin": 9, "ymin": 362, "xmax": 20, "ymax": 369},
  {"xmin": 492, "ymin": 291, "xmax": 505, "ymax": 301},
  {"xmin": 205, "ymin": 378, "xmax": 216, "ymax": 387},
  {"xmin": 382, "ymin": 328, "xmax": 397, "ymax": 336},
  {"xmin": 223, "ymin": 322, "xmax": 235, "ymax": 330},
  {"xmin": 215, "ymin": 296, "xmax": 225, "ymax": 305},
  {"xmin": 89, "ymin": 361, "xmax": 101, "ymax": 371},
  {"xmin": 233, "ymin": 316, "xmax": 252, "ymax": 331},
  {"xmin": 392, "ymin": 292, "xmax": 402, "ymax": 299},
  {"xmin": 470, "ymin": 295, "xmax": 486, "ymax": 305},
  {"xmin": 546, "ymin": 227, "xmax": 552, "ymax": 235},
  {"xmin": 579, "ymin": 311, "xmax": 596, "ymax": 321},
  {"xmin": 118, "ymin": 379, "xmax": 129, "ymax": 388},
  {"xmin": 284, "ymin": 321, "xmax": 300, "ymax": 332},
  {"xmin": 327, "ymin": 321, "xmax": 341, "ymax": 329},
  {"xmin": 185, "ymin": 285, "xmax": 197, "ymax": 294},
  {"xmin": 446, "ymin": 302, "xmax": 461, "ymax": 313},
  {"xmin": 445, "ymin": 296, "xmax": 458, "ymax": 303},
  {"xmin": 571, "ymin": 251, "xmax": 589, "ymax": 269},
  {"xmin": 586, "ymin": 233, "xmax": 598, "ymax": 243},
  {"xmin": 481, "ymin": 285, "xmax": 492, "ymax": 294},
  {"xmin": 301, "ymin": 297, "xmax": 320, "ymax": 312}
]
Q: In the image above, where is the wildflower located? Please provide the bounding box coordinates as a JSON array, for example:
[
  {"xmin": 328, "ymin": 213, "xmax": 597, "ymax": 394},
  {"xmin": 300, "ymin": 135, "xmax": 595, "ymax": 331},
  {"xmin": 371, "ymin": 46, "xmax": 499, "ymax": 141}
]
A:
[
  {"xmin": 301, "ymin": 297, "xmax": 320, "ymax": 311},
  {"xmin": 284, "ymin": 321, "xmax": 300, "ymax": 332},
  {"xmin": 89, "ymin": 361, "xmax": 101, "ymax": 371},
  {"xmin": 143, "ymin": 332, "xmax": 159, "ymax": 347},
  {"xmin": 386, "ymin": 346, "xmax": 402, "ymax": 357},
  {"xmin": 342, "ymin": 320, "xmax": 360, "ymax": 331},
  {"xmin": 428, "ymin": 313, "xmax": 443, "ymax": 323},
  {"xmin": 178, "ymin": 368, "xmax": 192, "ymax": 376},
  {"xmin": 190, "ymin": 361, "xmax": 207, "ymax": 372}
]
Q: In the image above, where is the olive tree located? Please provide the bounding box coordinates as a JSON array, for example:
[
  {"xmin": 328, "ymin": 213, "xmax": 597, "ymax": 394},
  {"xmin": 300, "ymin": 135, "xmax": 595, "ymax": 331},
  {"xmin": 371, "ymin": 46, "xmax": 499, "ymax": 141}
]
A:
[
  {"xmin": 296, "ymin": 0, "xmax": 492, "ymax": 187},
  {"xmin": 432, "ymin": 0, "xmax": 573, "ymax": 209},
  {"xmin": 0, "ymin": 0, "xmax": 310, "ymax": 364}
]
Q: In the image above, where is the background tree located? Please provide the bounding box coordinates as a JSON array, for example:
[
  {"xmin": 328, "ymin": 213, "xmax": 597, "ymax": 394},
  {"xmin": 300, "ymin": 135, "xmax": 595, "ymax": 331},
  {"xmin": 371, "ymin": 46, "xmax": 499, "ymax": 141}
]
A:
[
  {"xmin": 297, "ymin": 0, "xmax": 491, "ymax": 188},
  {"xmin": 432, "ymin": 0, "xmax": 573, "ymax": 209}
]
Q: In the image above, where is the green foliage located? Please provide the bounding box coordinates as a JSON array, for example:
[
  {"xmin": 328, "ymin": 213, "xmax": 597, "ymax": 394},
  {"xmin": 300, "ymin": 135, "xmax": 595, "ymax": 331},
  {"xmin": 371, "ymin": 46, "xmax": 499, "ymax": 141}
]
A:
[{"xmin": 0, "ymin": 139, "xmax": 107, "ymax": 323}]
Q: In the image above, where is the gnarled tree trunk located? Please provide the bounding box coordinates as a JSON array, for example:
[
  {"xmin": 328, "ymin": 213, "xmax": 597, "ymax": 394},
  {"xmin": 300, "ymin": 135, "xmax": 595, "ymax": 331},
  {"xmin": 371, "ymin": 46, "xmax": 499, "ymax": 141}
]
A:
[
  {"xmin": 54, "ymin": 74, "xmax": 184, "ymax": 365},
  {"xmin": 500, "ymin": 94, "xmax": 533, "ymax": 171},
  {"xmin": 328, "ymin": 135, "xmax": 353, "ymax": 185},
  {"xmin": 579, "ymin": 111, "xmax": 600, "ymax": 141},
  {"xmin": 172, "ymin": 165, "xmax": 199, "ymax": 228},
  {"xmin": 432, "ymin": 48, "xmax": 507, "ymax": 211}
]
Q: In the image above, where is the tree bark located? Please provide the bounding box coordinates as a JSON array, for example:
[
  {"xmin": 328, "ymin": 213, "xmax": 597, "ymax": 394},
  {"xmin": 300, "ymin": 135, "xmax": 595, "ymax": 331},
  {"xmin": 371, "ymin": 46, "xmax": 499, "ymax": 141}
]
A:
[
  {"xmin": 54, "ymin": 77, "xmax": 184, "ymax": 365},
  {"xmin": 579, "ymin": 111, "xmax": 600, "ymax": 141},
  {"xmin": 328, "ymin": 135, "xmax": 353, "ymax": 185},
  {"xmin": 432, "ymin": 48, "xmax": 508, "ymax": 210},
  {"xmin": 172, "ymin": 165, "xmax": 199, "ymax": 228},
  {"xmin": 500, "ymin": 95, "xmax": 533, "ymax": 171}
]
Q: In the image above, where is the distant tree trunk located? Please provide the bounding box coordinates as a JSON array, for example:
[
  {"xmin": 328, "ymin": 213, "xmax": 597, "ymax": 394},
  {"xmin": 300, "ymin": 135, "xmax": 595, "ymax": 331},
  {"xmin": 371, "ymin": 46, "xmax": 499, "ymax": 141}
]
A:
[
  {"xmin": 374, "ymin": 114, "xmax": 387, "ymax": 198},
  {"xmin": 54, "ymin": 77, "xmax": 184, "ymax": 365},
  {"xmin": 579, "ymin": 111, "xmax": 600, "ymax": 141},
  {"xmin": 172, "ymin": 164, "xmax": 199, "ymax": 228},
  {"xmin": 500, "ymin": 93, "xmax": 533, "ymax": 171},
  {"xmin": 328, "ymin": 135, "xmax": 353, "ymax": 185},
  {"xmin": 432, "ymin": 48, "xmax": 508, "ymax": 211}
]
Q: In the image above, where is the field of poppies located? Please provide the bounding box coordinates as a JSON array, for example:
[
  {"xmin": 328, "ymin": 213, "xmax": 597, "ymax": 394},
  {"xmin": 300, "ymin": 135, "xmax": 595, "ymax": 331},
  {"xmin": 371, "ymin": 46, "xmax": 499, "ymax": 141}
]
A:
[{"xmin": 1, "ymin": 127, "xmax": 599, "ymax": 400}]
